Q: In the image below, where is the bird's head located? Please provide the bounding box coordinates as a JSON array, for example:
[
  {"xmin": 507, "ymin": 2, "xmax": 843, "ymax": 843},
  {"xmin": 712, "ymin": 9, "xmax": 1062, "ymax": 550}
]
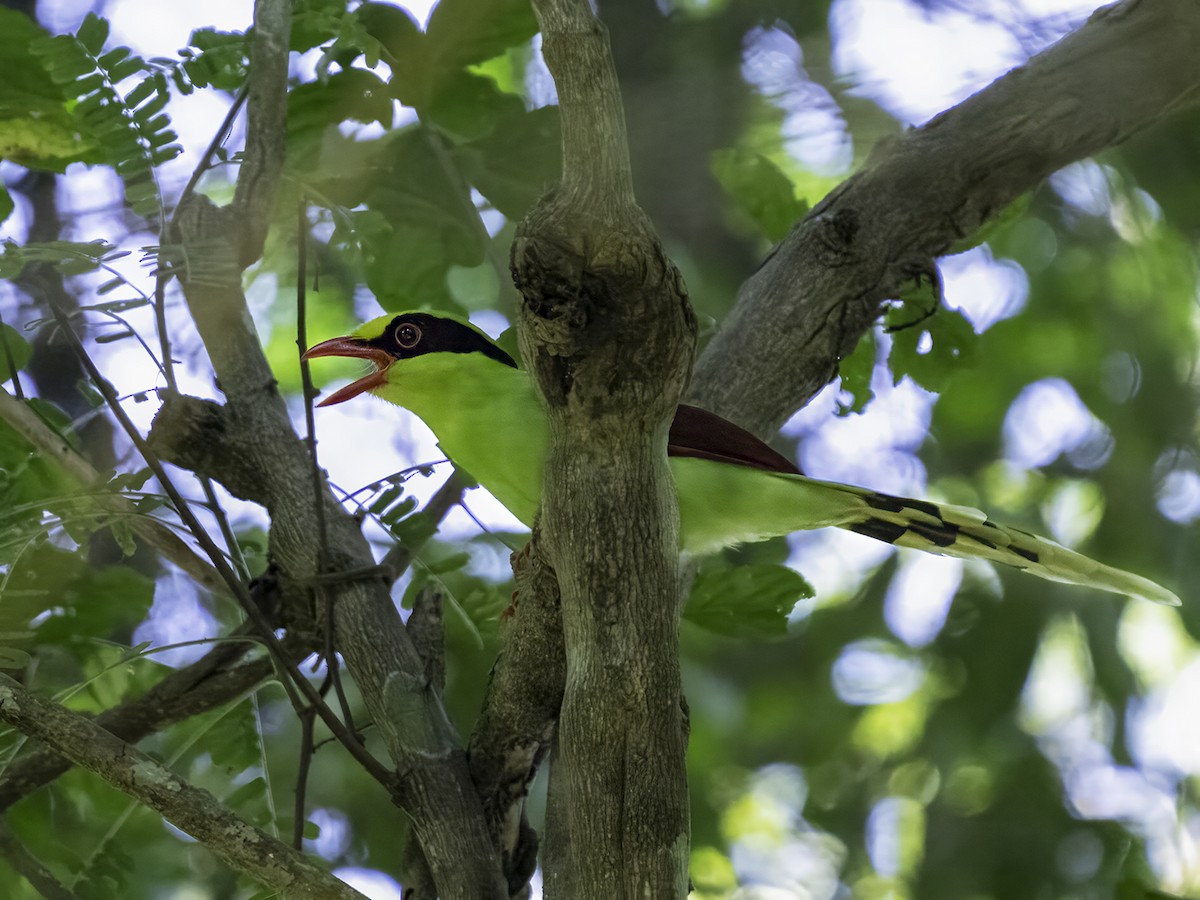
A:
[{"xmin": 302, "ymin": 311, "xmax": 517, "ymax": 406}]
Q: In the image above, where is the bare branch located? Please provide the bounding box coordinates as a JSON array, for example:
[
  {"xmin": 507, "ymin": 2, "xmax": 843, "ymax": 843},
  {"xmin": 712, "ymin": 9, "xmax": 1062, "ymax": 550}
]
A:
[
  {"xmin": 0, "ymin": 675, "xmax": 366, "ymax": 899},
  {"xmin": 688, "ymin": 0, "xmax": 1200, "ymax": 435},
  {"xmin": 233, "ymin": 0, "xmax": 290, "ymax": 266},
  {"xmin": 468, "ymin": 541, "xmax": 563, "ymax": 895},
  {"xmin": 0, "ymin": 629, "xmax": 273, "ymax": 811}
]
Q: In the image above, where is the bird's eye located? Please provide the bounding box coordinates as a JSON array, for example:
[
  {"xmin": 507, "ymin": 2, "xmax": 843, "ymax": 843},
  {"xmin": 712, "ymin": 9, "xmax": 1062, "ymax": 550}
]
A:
[{"xmin": 395, "ymin": 323, "xmax": 421, "ymax": 349}]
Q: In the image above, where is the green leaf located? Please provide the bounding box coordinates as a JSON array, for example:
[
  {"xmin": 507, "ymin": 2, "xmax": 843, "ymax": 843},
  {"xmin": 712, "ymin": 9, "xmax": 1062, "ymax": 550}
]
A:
[
  {"xmin": 426, "ymin": 551, "xmax": 470, "ymax": 575},
  {"xmin": 0, "ymin": 109, "xmax": 96, "ymax": 172},
  {"xmin": 684, "ymin": 563, "xmax": 812, "ymax": 638},
  {"xmin": 291, "ymin": 0, "xmax": 348, "ymax": 53},
  {"xmin": 21, "ymin": 552, "xmax": 156, "ymax": 648},
  {"xmin": 123, "ymin": 74, "xmax": 157, "ymax": 108},
  {"xmin": 183, "ymin": 29, "xmax": 249, "ymax": 92},
  {"xmin": 287, "ymin": 68, "xmax": 395, "ymax": 175},
  {"xmin": 97, "ymin": 47, "xmax": 130, "ymax": 69},
  {"xmin": 888, "ymin": 305, "xmax": 977, "ymax": 394},
  {"xmin": 0, "ymin": 9, "xmax": 61, "ymax": 107},
  {"xmin": 0, "ymin": 322, "xmax": 32, "ymax": 384},
  {"xmin": 425, "ymin": 0, "xmax": 539, "ymax": 74},
  {"xmin": 368, "ymin": 484, "xmax": 405, "ymax": 516},
  {"xmin": 77, "ymin": 13, "xmax": 110, "ymax": 56},
  {"xmin": 426, "ymin": 69, "xmax": 525, "ymax": 143},
  {"xmin": 837, "ymin": 327, "xmax": 877, "ymax": 416},
  {"xmin": 0, "ymin": 11, "xmax": 99, "ymax": 171},
  {"xmin": 400, "ymin": 568, "xmax": 431, "ymax": 611},
  {"xmin": 224, "ymin": 776, "xmax": 269, "ymax": 817},
  {"xmin": 381, "ymin": 495, "xmax": 418, "ymax": 527},
  {"xmin": 356, "ymin": 128, "xmax": 487, "ymax": 307},
  {"xmin": 194, "ymin": 698, "xmax": 262, "ymax": 775},
  {"xmin": 451, "ymin": 104, "xmax": 561, "ymax": 218},
  {"xmin": 289, "ymin": 67, "xmax": 394, "ymax": 133},
  {"xmin": 355, "ymin": 2, "xmax": 428, "ymax": 106},
  {"xmin": 107, "ymin": 56, "xmax": 145, "ymax": 85},
  {"xmin": 109, "ymin": 520, "xmax": 137, "ymax": 557},
  {"xmin": 386, "ymin": 503, "xmax": 447, "ymax": 549},
  {"xmin": 108, "ymin": 465, "xmax": 152, "ymax": 494},
  {"xmin": 711, "ymin": 148, "xmax": 809, "ymax": 243}
]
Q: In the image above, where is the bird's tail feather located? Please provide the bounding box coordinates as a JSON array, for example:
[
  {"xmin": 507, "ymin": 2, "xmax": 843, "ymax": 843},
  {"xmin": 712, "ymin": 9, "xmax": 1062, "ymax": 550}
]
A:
[{"xmin": 821, "ymin": 481, "xmax": 1180, "ymax": 606}]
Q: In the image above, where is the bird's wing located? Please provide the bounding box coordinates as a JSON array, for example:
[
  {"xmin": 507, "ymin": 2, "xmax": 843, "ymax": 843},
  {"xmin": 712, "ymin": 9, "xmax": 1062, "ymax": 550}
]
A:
[{"xmin": 669, "ymin": 404, "xmax": 800, "ymax": 475}]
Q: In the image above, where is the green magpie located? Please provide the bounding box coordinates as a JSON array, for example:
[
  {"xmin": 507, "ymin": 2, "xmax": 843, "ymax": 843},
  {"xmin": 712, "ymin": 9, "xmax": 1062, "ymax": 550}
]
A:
[{"xmin": 303, "ymin": 311, "xmax": 1180, "ymax": 606}]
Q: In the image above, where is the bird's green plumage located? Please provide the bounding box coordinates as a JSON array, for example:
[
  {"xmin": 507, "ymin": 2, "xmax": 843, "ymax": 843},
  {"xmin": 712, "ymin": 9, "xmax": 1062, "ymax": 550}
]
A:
[{"xmin": 308, "ymin": 312, "xmax": 1180, "ymax": 606}]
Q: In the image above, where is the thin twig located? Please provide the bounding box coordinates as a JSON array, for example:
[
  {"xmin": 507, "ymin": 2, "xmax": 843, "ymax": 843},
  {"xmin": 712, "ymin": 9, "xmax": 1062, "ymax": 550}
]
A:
[
  {"xmin": 44, "ymin": 303, "xmax": 396, "ymax": 790},
  {"xmin": 199, "ymin": 475, "xmax": 250, "ymax": 581},
  {"xmin": 171, "ymin": 86, "xmax": 249, "ymax": 226},
  {"xmin": 293, "ymin": 707, "xmax": 316, "ymax": 851},
  {"xmin": 295, "ymin": 197, "xmax": 356, "ymax": 734}
]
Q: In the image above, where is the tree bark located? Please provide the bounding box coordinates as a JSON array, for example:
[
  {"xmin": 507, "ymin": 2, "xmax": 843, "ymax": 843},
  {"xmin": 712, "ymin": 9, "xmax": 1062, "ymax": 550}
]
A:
[
  {"xmin": 467, "ymin": 540, "xmax": 563, "ymax": 893},
  {"xmin": 687, "ymin": 0, "xmax": 1200, "ymax": 433},
  {"xmin": 511, "ymin": 0, "xmax": 695, "ymax": 895}
]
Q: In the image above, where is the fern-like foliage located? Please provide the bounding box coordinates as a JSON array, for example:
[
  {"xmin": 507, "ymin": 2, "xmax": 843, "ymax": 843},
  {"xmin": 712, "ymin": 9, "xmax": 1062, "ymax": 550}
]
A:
[
  {"xmin": 30, "ymin": 14, "xmax": 182, "ymax": 221},
  {"xmin": 170, "ymin": 28, "xmax": 249, "ymax": 94}
]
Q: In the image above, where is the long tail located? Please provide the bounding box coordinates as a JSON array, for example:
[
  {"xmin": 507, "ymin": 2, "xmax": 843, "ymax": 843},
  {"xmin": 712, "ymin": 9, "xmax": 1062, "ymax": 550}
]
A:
[
  {"xmin": 826, "ymin": 482, "xmax": 1179, "ymax": 606},
  {"xmin": 672, "ymin": 458, "xmax": 1178, "ymax": 604}
]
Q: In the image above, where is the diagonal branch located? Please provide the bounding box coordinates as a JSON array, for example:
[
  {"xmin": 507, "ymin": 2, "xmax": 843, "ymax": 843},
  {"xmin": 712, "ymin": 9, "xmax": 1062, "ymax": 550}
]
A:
[
  {"xmin": 688, "ymin": 0, "xmax": 1200, "ymax": 435},
  {"xmin": 0, "ymin": 629, "xmax": 304, "ymax": 814},
  {"xmin": 0, "ymin": 674, "xmax": 365, "ymax": 899}
]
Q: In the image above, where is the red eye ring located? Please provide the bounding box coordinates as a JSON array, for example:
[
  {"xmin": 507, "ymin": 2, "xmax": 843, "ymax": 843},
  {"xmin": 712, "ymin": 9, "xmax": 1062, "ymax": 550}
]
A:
[{"xmin": 395, "ymin": 323, "xmax": 421, "ymax": 349}]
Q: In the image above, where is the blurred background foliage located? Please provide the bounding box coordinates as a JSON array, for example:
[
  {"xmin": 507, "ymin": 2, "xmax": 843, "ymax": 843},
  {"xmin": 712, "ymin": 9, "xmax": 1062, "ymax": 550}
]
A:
[{"xmin": 0, "ymin": 0, "xmax": 1198, "ymax": 897}]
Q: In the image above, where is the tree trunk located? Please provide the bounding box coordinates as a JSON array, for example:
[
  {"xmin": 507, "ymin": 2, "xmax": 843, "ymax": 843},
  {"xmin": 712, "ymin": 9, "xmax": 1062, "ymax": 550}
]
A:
[{"xmin": 512, "ymin": 0, "xmax": 695, "ymax": 895}]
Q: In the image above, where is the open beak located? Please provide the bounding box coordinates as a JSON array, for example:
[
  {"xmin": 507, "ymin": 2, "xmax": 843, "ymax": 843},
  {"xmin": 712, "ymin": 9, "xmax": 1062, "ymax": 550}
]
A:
[{"xmin": 302, "ymin": 337, "xmax": 393, "ymax": 407}]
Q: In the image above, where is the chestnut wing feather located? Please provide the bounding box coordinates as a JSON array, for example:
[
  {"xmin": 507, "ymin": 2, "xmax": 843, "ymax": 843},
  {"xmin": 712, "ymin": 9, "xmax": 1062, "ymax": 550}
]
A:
[{"xmin": 668, "ymin": 404, "xmax": 800, "ymax": 475}]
